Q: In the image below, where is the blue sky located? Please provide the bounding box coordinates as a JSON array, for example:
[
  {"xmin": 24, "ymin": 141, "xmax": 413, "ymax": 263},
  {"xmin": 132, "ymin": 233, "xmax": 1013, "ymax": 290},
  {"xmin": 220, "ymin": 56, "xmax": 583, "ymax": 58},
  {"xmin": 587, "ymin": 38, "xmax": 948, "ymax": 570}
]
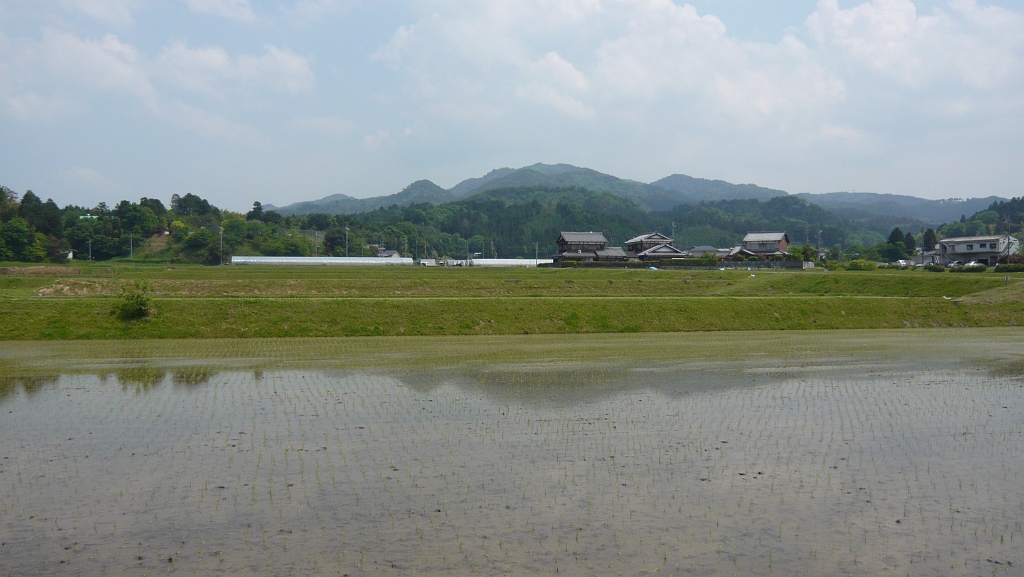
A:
[{"xmin": 1, "ymin": 0, "xmax": 1022, "ymax": 212}]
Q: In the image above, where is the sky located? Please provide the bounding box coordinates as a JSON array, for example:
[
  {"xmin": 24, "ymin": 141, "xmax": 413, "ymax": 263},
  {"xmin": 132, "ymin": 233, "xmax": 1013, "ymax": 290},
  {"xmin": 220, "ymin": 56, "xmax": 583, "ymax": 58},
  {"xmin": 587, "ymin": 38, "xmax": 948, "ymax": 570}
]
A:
[{"xmin": 1, "ymin": 0, "xmax": 1023, "ymax": 212}]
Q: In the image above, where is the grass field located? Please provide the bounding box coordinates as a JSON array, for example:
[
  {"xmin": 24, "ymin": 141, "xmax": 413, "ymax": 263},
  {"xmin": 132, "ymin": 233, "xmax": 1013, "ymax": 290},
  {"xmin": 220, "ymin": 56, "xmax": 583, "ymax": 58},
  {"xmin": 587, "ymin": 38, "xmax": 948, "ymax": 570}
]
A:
[{"xmin": 2, "ymin": 262, "xmax": 1023, "ymax": 339}]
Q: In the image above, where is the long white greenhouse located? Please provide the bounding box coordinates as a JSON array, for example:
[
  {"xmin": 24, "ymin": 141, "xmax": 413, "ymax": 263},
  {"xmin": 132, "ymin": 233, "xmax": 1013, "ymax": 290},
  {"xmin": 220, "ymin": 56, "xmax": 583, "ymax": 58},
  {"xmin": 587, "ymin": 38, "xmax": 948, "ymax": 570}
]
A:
[
  {"xmin": 468, "ymin": 259, "xmax": 554, "ymax": 267},
  {"xmin": 230, "ymin": 256, "xmax": 415, "ymax": 266}
]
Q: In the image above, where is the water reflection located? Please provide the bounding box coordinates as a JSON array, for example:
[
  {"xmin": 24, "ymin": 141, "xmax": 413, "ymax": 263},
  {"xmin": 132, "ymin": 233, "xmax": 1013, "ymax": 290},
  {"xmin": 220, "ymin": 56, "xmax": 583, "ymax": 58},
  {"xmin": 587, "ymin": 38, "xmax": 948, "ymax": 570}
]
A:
[
  {"xmin": 0, "ymin": 330, "xmax": 1022, "ymax": 576},
  {"xmin": 0, "ymin": 374, "xmax": 59, "ymax": 401}
]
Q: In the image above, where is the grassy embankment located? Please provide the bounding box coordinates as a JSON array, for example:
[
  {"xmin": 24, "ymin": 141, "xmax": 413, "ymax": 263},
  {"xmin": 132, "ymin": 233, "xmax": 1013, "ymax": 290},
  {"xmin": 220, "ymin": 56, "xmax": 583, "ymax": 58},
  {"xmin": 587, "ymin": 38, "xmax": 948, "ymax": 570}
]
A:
[{"xmin": 2, "ymin": 263, "xmax": 1023, "ymax": 339}]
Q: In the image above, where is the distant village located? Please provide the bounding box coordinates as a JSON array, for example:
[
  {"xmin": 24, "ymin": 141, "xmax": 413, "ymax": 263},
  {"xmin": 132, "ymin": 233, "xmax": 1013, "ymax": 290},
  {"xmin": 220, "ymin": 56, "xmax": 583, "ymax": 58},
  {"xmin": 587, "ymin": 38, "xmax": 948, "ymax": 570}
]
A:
[{"xmin": 232, "ymin": 230, "xmax": 1020, "ymax": 268}]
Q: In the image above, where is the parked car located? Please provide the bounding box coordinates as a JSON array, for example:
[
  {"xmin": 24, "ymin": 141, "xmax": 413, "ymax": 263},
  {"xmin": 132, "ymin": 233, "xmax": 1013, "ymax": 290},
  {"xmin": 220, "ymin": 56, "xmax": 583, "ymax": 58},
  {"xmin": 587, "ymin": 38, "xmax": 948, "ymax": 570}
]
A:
[{"xmin": 965, "ymin": 261, "xmax": 986, "ymax": 267}]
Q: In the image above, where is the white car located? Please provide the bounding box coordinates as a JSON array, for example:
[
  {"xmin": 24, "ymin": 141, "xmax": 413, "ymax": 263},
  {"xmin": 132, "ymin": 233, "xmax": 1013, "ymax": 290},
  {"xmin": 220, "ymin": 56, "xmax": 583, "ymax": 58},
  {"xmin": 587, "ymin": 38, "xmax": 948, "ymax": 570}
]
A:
[{"xmin": 965, "ymin": 261, "xmax": 986, "ymax": 267}]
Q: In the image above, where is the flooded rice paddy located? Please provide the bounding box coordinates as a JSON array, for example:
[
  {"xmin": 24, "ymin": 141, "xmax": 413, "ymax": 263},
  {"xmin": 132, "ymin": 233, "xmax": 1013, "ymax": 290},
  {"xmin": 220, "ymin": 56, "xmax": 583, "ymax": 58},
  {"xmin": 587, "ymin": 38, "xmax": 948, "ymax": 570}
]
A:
[{"xmin": 1, "ymin": 329, "xmax": 1022, "ymax": 576}]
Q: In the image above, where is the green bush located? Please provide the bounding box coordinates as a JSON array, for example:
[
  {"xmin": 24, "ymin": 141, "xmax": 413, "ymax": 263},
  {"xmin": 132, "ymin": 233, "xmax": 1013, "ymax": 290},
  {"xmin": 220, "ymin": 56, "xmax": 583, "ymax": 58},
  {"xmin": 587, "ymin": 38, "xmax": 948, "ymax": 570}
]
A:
[
  {"xmin": 924, "ymin": 264, "xmax": 946, "ymax": 272},
  {"xmin": 113, "ymin": 280, "xmax": 153, "ymax": 320},
  {"xmin": 950, "ymin": 265, "xmax": 987, "ymax": 273},
  {"xmin": 845, "ymin": 259, "xmax": 877, "ymax": 271},
  {"xmin": 994, "ymin": 264, "xmax": 1024, "ymax": 273}
]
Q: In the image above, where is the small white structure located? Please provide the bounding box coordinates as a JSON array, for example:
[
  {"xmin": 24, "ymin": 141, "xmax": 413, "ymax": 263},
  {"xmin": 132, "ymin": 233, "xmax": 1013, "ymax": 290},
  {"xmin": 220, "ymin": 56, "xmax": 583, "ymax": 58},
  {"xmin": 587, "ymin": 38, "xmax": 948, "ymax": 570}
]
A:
[
  {"xmin": 937, "ymin": 235, "xmax": 1020, "ymax": 266},
  {"xmin": 231, "ymin": 256, "xmax": 415, "ymax": 266},
  {"xmin": 469, "ymin": 258, "xmax": 554, "ymax": 267},
  {"xmin": 419, "ymin": 259, "xmax": 438, "ymax": 266}
]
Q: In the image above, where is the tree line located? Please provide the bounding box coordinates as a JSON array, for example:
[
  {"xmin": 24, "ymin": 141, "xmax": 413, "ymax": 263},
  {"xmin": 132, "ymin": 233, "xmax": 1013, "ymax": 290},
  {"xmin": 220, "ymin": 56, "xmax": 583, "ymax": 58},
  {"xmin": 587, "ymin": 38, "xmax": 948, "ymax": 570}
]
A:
[{"xmin": 2, "ymin": 183, "xmax": 1021, "ymax": 264}]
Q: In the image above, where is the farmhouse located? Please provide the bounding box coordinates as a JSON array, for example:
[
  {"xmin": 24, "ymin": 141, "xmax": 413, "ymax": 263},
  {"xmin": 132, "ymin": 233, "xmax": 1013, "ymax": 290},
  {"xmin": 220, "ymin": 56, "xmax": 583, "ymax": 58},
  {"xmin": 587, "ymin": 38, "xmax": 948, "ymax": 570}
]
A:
[
  {"xmin": 554, "ymin": 232, "xmax": 633, "ymax": 266},
  {"xmin": 729, "ymin": 231, "xmax": 790, "ymax": 260},
  {"xmin": 625, "ymin": 232, "xmax": 687, "ymax": 263},
  {"xmin": 937, "ymin": 235, "xmax": 1020, "ymax": 266}
]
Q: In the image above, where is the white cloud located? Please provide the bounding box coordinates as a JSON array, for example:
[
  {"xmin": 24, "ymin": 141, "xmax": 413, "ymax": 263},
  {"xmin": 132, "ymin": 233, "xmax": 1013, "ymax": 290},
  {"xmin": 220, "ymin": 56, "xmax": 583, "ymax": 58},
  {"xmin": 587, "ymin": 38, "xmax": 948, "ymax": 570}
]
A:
[
  {"xmin": 155, "ymin": 42, "xmax": 315, "ymax": 96},
  {"xmin": 2, "ymin": 92, "xmax": 80, "ymax": 121},
  {"xmin": 59, "ymin": 0, "xmax": 141, "ymax": 26},
  {"xmin": 182, "ymin": 0, "xmax": 257, "ymax": 23},
  {"xmin": 375, "ymin": 0, "xmax": 843, "ymax": 124},
  {"xmin": 807, "ymin": 0, "xmax": 1024, "ymax": 90},
  {"xmin": 30, "ymin": 29, "xmax": 158, "ymax": 104},
  {"xmin": 0, "ymin": 29, "xmax": 310, "ymax": 145}
]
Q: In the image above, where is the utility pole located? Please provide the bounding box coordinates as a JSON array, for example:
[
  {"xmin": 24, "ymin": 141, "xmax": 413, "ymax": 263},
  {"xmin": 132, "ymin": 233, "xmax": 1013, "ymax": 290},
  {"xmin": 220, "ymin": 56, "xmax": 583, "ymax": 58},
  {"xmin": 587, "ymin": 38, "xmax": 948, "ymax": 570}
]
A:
[
  {"xmin": 817, "ymin": 230, "xmax": 822, "ymax": 260},
  {"xmin": 130, "ymin": 234, "xmax": 133, "ymax": 260},
  {"xmin": 220, "ymin": 227, "xmax": 224, "ymax": 264},
  {"xmin": 345, "ymin": 227, "xmax": 349, "ymax": 257},
  {"xmin": 535, "ymin": 242, "xmax": 539, "ymax": 266},
  {"xmin": 88, "ymin": 238, "xmax": 92, "ymax": 261}
]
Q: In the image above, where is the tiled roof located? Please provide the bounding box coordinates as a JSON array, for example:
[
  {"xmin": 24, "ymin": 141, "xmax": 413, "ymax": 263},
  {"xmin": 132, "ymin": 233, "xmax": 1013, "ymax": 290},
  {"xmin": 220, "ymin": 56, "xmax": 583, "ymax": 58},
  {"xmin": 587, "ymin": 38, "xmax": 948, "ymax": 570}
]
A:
[
  {"xmin": 743, "ymin": 231, "xmax": 788, "ymax": 243},
  {"xmin": 625, "ymin": 232, "xmax": 671, "ymax": 244},
  {"xmin": 559, "ymin": 232, "xmax": 608, "ymax": 243},
  {"xmin": 596, "ymin": 247, "xmax": 630, "ymax": 258},
  {"xmin": 637, "ymin": 244, "xmax": 686, "ymax": 256}
]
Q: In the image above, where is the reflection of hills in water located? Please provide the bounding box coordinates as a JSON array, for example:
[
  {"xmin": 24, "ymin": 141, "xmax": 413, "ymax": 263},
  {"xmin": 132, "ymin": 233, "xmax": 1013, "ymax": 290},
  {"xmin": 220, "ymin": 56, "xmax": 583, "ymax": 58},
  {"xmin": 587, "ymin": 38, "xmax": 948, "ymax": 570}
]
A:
[
  {"xmin": 396, "ymin": 361, "xmax": 796, "ymax": 408},
  {"xmin": 392, "ymin": 355, "xmax": 971, "ymax": 408}
]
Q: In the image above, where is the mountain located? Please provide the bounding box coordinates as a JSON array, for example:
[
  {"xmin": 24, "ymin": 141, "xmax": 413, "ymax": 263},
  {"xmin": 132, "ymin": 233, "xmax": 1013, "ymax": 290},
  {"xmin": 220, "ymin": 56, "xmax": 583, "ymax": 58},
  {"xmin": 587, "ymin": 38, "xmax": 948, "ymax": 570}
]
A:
[
  {"xmin": 794, "ymin": 192, "xmax": 1007, "ymax": 225},
  {"xmin": 269, "ymin": 164, "xmax": 1005, "ymax": 223},
  {"xmin": 652, "ymin": 174, "xmax": 787, "ymax": 203},
  {"xmin": 268, "ymin": 180, "xmax": 453, "ymax": 215},
  {"xmin": 447, "ymin": 167, "xmax": 516, "ymax": 197},
  {"xmin": 270, "ymin": 163, "xmax": 795, "ymax": 216},
  {"xmin": 450, "ymin": 163, "xmax": 672, "ymax": 208}
]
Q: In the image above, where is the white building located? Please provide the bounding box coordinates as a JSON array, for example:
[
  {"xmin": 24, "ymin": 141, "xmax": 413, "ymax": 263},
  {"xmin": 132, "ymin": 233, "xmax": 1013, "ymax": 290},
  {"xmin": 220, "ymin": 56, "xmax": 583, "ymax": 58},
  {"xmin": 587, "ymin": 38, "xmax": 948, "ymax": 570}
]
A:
[
  {"xmin": 937, "ymin": 235, "xmax": 1020, "ymax": 266},
  {"xmin": 230, "ymin": 256, "xmax": 415, "ymax": 266},
  {"xmin": 469, "ymin": 258, "xmax": 554, "ymax": 267}
]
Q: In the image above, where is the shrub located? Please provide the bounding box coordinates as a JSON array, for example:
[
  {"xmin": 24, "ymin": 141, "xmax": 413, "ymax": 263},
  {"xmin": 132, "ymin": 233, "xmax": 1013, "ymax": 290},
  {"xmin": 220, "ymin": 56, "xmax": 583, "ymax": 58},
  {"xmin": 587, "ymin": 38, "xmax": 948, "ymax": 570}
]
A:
[
  {"xmin": 845, "ymin": 259, "xmax": 877, "ymax": 271},
  {"xmin": 113, "ymin": 280, "xmax": 153, "ymax": 320},
  {"xmin": 950, "ymin": 265, "xmax": 987, "ymax": 273},
  {"xmin": 994, "ymin": 264, "xmax": 1024, "ymax": 273},
  {"xmin": 924, "ymin": 264, "xmax": 946, "ymax": 272}
]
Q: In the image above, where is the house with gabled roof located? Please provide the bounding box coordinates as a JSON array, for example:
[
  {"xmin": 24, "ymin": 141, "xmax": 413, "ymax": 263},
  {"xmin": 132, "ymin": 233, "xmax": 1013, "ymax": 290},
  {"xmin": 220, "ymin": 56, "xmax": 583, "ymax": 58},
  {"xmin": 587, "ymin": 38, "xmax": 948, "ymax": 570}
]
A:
[
  {"xmin": 625, "ymin": 232, "xmax": 688, "ymax": 262},
  {"xmin": 735, "ymin": 231, "xmax": 790, "ymax": 259},
  {"xmin": 554, "ymin": 232, "xmax": 635, "ymax": 266}
]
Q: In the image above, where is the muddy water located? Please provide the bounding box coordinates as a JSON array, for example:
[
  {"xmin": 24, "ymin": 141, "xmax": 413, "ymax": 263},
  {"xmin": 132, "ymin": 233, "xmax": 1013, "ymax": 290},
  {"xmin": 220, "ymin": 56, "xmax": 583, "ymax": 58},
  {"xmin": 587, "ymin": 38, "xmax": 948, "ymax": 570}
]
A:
[{"xmin": 0, "ymin": 330, "xmax": 1022, "ymax": 576}]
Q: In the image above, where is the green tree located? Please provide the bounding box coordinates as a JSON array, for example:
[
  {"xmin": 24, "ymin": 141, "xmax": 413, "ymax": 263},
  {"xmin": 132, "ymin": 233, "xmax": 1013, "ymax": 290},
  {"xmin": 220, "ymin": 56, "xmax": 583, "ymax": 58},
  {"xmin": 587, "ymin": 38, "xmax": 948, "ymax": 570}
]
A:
[
  {"xmin": 139, "ymin": 197, "xmax": 167, "ymax": 217},
  {"xmin": 887, "ymin": 228, "xmax": 905, "ymax": 246},
  {"xmin": 903, "ymin": 231, "xmax": 915, "ymax": 252},
  {"xmin": 922, "ymin": 229, "xmax": 938, "ymax": 251},
  {"xmin": 800, "ymin": 242, "xmax": 814, "ymax": 262},
  {"xmin": 323, "ymin": 227, "xmax": 348, "ymax": 256},
  {"xmin": 246, "ymin": 201, "xmax": 265, "ymax": 222},
  {"xmin": 171, "ymin": 193, "xmax": 219, "ymax": 217},
  {"xmin": 879, "ymin": 242, "xmax": 907, "ymax": 262},
  {"xmin": 0, "ymin": 218, "xmax": 35, "ymax": 261},
  {"xmin": 0, "ymin": 221, "xmax": 11, "ymax": 261}
]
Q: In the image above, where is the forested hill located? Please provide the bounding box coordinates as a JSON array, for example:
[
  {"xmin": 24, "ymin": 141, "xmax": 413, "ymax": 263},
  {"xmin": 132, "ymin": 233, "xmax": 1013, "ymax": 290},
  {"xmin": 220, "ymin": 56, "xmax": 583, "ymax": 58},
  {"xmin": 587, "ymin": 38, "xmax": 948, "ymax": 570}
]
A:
[
  {"xmin": 794, "ymin": 192, "xmax": 1006, "ymax": 224},
  {"xmin": 5, "ymin": 179, "xmax": 1018, "ymax": 265},
  {"xmin": 342, "ymin": 187, "xmax": 907, "ymax": 258},
  {"xmin": 268, "ymin": 163, "xmax": 792, "ymax": 215}
]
